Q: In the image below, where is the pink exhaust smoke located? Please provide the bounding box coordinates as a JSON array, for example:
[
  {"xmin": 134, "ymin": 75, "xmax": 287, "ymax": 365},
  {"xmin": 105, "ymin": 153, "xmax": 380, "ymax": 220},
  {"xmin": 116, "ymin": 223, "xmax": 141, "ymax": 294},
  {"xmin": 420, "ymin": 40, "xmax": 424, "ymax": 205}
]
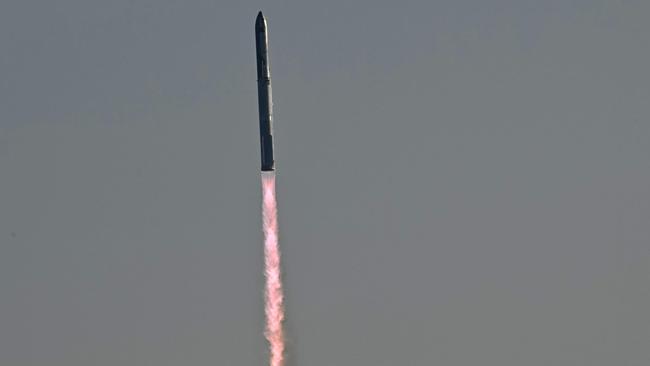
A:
[{"xmin": 262, "ymin": 172, "xmax": 285, "ymax": 366}]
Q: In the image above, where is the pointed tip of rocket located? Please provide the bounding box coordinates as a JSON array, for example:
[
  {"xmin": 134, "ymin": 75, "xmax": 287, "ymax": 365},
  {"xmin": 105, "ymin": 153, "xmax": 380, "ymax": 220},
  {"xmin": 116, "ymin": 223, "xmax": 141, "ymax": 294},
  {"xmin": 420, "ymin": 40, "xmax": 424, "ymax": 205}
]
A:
[{"xmin": 255, "ymin": 11, "xmax": 267, "ymax": 31}]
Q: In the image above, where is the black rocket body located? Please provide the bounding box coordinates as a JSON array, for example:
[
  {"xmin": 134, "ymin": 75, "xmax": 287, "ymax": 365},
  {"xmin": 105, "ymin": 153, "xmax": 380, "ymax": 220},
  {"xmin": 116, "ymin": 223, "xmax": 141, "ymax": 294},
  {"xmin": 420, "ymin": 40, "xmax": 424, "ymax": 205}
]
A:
[{"xmin": 255, "ymin": 12, "xmax": 275, "ymax": 171}]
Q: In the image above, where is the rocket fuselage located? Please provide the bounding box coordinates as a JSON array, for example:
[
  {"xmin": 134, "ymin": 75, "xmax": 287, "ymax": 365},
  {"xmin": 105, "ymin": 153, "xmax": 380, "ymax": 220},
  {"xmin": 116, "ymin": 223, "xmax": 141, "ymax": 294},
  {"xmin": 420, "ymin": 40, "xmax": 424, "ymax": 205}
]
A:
[{"xmin": 255, "ymin": 12, "xmax": 275, "ymax": 171}]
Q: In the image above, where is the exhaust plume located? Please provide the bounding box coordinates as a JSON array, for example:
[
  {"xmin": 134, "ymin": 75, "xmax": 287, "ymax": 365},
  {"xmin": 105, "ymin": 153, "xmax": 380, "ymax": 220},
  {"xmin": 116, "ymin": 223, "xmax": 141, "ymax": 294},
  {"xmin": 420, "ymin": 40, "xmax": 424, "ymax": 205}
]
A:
[{"xmin": 262, "ymin": 171, "xmax": 285, "ymax": 366}]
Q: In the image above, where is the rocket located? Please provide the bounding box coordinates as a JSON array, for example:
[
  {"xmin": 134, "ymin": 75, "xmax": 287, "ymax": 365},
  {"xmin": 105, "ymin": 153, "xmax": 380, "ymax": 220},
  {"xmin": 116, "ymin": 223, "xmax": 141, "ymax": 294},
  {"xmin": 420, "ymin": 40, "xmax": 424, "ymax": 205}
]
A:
[{"xmin": 255, "ymin": 11, "xmax": 275, "ymax": 171}]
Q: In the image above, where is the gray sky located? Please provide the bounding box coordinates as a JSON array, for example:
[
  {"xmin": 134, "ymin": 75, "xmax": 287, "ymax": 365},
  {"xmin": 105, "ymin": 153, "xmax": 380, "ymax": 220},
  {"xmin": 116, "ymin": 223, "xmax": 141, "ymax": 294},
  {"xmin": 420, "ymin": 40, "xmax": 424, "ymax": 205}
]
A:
[{"xmin": 1, "ymin": 1, "xmax": 648, "ymax": 365}]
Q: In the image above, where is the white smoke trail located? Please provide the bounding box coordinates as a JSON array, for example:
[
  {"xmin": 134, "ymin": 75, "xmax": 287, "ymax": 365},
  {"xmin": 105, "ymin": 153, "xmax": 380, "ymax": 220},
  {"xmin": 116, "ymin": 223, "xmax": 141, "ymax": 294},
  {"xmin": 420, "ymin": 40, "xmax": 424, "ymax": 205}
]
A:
[{"xmin": 261, "ymin": 171, "xmax": 285, "ymax": 366}]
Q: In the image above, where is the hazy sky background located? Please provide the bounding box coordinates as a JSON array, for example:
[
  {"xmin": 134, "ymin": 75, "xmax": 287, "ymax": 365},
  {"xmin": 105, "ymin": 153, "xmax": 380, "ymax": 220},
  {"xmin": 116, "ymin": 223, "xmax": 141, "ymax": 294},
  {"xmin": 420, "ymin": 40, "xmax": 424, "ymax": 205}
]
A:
[{"xmin": 1, "ymin": 1, "xmax": 648, "ymax": 365}]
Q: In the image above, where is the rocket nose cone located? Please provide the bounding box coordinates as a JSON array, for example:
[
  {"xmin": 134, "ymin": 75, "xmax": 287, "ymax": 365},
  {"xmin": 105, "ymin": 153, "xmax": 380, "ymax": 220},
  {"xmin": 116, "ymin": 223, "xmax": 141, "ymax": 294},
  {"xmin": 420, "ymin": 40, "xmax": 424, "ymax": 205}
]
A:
[{"xmin": 255, "ymin": 11, "xmax": 266, "ymax": 29}]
